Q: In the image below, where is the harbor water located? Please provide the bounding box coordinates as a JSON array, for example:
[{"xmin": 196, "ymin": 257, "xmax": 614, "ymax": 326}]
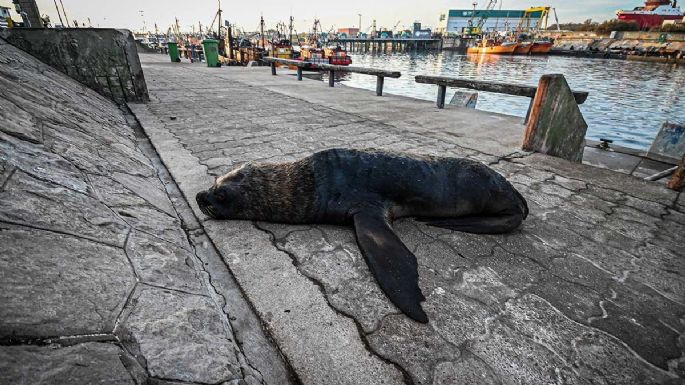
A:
[{"xmin": 340, "ymin": 52, "xmax": 685, "ymax": 151}]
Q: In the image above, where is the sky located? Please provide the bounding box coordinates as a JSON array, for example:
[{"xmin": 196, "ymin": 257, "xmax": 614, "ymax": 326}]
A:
[{"xmin": 1, "ymin": 0, "xmax": 640, "ymax": 33}]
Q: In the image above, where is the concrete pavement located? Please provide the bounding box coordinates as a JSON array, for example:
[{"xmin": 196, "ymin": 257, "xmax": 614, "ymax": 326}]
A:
[{"xmin": 130, "ymin": 53, "xmax": 685, "ymax": 385}]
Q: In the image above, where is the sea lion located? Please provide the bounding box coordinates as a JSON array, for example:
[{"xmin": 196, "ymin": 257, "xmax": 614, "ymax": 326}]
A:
[{"xmin": 196, "ymin": 148, "xmax": 528, "ymax": 323}]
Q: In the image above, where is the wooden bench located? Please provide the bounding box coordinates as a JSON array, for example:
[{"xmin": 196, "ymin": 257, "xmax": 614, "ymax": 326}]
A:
[
  {"xmin": 415, "ymin": 74, "xmax": 591, "ymax": 163},
  {"xmin": 263, "ymin": 57, "xmax": 401, "ymax": 96},
  {"xmin": 414, "ymin": 75, "xmax": 589, "ymax": 109}
]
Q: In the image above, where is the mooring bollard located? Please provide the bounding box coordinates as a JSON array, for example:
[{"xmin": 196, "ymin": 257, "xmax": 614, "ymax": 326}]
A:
[
  {"xmin": 522, "ymin": 74, "xmax": 588, "ymax": 163},
  {"xmin": 436, "ymin": 84, "xmax": 447, "ymax": 109},
  {"xmin": 271, "ymin": 62, "xmax": 277, "ymax": 75},
  {"xmin": 668, "ymin": 154, "xmax": 685, "ymax": 191}
]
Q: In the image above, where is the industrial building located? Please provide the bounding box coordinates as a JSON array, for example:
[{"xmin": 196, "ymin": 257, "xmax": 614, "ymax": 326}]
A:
[{"xmin": 436, "ymin": 8, "xmax": 546, "ymax": 35}]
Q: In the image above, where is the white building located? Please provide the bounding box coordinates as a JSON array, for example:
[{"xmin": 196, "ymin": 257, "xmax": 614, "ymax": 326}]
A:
[{"xmin": 437, "ymin": 8, "xmax": 547, "ymax": 35}]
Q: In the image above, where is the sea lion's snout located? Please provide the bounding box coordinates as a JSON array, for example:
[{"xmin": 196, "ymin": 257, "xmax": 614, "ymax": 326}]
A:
[{"xmin": 196, "ymin": 190, "xmax": 217, "ymax": 218}]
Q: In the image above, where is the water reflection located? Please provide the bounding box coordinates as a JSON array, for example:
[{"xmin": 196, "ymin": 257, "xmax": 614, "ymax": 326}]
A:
[{"xmin": 341, "ymin": 52, "xmax": 685, "ymax": 150}]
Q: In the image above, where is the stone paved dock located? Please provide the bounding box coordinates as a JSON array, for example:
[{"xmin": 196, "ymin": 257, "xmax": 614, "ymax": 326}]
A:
[
  {"xmin": 130, "ymin": 54, "xmax": 685, "ymax": 384},
  {"xmin": 1, "ymin": 42, "xmax": 684, "ymax": 385}
]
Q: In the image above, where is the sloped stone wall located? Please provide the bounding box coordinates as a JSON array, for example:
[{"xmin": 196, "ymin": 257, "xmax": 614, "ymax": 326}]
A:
[{"xmin": 1, "ymin": 28, "xmax": 148, "ymax": 103}]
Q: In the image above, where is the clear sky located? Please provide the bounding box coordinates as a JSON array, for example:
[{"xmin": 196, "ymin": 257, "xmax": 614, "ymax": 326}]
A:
[{"xmin": 1, "ymin": 0, "xmax": 640, "ymax": 33}]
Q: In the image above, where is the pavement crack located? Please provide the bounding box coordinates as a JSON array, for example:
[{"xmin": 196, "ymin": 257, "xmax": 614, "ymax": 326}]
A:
[
  {"xmin": 253, "ymin": 221, "xmax": 416, "ymax": 385},
  {"xmin": 0, "ymin": 219, "xmax": 124, "ymax": 248}
]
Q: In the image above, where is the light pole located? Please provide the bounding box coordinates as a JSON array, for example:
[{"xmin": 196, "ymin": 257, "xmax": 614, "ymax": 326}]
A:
[
  {"xmin": 358, "ymin": 13, "xmax": 361, "ymax": 37},
  {"xmin": 139, "ymin": 10, "xmax": 146, "ymax": 33}
]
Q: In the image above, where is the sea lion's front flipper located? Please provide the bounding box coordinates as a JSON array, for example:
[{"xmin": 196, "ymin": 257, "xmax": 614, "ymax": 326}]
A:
[
  {"xmin": 353, "ymin": 209, "xmax": 428, "ymax": 323},
  {"xmin": 419, "ymin": 214, "xmax": 523, "ymax": 234}
]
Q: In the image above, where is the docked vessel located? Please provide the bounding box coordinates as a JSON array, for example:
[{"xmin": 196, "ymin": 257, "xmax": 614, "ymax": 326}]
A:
[
  {"xmin": 324, "ymin": 46, "xmax": 352, "ymax": 65},
  {"xmin": 530, "ymin": 40, "xmax": 553, "ymax": 54},
  {"xmin": 514, "ymin": 41, "xmax": 533, "ymax": 55},
  {"xmin": 467, "ymin": 39, "xmax": 518, "ymax": 55},
  {"xmin": 616, "ymin": 0, "xmax": 683, "ymax": 29}
]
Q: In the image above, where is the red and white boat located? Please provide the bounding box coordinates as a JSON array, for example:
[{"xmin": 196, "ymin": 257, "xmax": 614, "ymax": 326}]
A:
[{"xmin": 617, "ymin": 0, "xmax": 683, "ymax": 29}]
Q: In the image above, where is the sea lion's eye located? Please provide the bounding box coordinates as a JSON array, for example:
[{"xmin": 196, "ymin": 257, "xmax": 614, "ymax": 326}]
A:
[{"xmin": 213, "ymin": 188, "xmax": 227, "ymax": 201}]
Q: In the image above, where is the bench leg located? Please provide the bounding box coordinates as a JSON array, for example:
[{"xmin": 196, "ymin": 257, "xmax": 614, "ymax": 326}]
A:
[
  {"xmin": 271, "ymin": 62, "xmax": 276, "ymax": 75},
  {"xmin": 437, "ymin": 85, "xmax": 447, "ymax": 109},
  {"xmin": 329, "ymin": 70, "xmax": 335, "ymax": 87},
  {"xmin": 524, "ymin": 97, "xmax": 535, "ymax": 124},
  {"xmin": 376, "ymin": 76, "xmax": 384, "ymax": 96},
  {"xmin": 297, "ymin": 67, "xmax": 303, "ymax": 81}
]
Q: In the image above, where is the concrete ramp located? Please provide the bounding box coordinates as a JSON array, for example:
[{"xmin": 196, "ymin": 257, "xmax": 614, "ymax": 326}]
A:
[{"xmin": 0, "ymin": 38, "xmax": 292, "ymax": 385}]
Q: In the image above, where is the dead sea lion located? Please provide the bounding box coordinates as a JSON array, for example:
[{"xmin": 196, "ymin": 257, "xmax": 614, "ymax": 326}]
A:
[{"xmin": 196, "ymin": 148, "xmax": 528, "ymax": 323}]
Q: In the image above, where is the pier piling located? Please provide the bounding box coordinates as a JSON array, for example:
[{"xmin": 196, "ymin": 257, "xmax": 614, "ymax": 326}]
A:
[{"xmin": 522, "ymin": 74, "xmax": 588, "ymax": 163}]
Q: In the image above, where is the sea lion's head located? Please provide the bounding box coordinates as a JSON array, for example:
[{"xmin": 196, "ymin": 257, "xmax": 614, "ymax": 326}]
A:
[{"xmin": 196, "ymin": 166, "xmax": 250, "ymax": 219}]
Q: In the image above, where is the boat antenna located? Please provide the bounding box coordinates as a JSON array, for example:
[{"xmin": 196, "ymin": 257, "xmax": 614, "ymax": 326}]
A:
[
  {"xmin": 58, "ymin": 0, "xmax": 70, "ymax": 27},
  {"xmin": 217, "ymin": 0, "xmax": 222, "ymax": 37},
  {"xmin": 52, "ymin": 0, "xmax": 64, "ymax": 26},
  {"xmin": 289, "ymin": 15, "xmax": 294, "ymax": 43},
  {"xmin": 260, "ymin": 15, "xmax": 265, "ymax": 49}
]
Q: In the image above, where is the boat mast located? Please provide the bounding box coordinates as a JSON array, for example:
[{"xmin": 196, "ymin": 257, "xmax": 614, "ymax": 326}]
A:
[
  {"xmin": 217, "ymin": 0, "xmax": 222, "ymax": 37},
  {"xmin": 260, "ymin": 16, "xmax": 265, "ymax": 49}
]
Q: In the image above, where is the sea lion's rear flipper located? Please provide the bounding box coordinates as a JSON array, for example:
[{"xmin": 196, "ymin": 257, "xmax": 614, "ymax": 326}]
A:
[
  {"xmin": 353, "ymin": 210, "xmax": 428, "ymax": 323},
  {"xmin": 420, "ymin": 214, "xmax": 523, "ymax": 234}
]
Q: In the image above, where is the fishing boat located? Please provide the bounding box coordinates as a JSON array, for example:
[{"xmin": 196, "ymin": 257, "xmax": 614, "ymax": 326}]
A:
[
  {"xmin": 299, "ymin": 46, "xmax": 328, "ymax": 64},
  {"xmin": 324, "ymin": 45, "xmax": 352, "ymax": 65},
  {"xmin": 270, "ymin": 39, "xmax": 294, "ymax": 67},
  {"xmin": 530, "ymin": 40, "xmax": 553, "ymax": 54},
  {"xmin": 617, "ymin": 0, "xmax": 683, "ymax": 29},
  {"xmin": 514, "ymin": 41, "xmax": 533, "ymax": 55},
  {"xmin": 467, "ymin": 38, "xmax": 518, "ymax": 55}
]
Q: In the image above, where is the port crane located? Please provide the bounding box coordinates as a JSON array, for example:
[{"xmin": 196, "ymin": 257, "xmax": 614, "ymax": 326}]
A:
[
  {"xmin": 516, "ymin": 6, "xmax": 551, "ymax": 35},
  {"xmin": 463, "ymin": 0, "xmax": 498, "ymax": 36},
  {"xmin": 391, "ymin": 20, "xmax": 401, "ymax": 37}
]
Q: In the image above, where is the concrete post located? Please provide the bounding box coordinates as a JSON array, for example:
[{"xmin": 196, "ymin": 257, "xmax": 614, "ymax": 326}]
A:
[
  {"xmin": 667, "ymin": 154, "xmax": 685, "ymax": 191},
  {"xmin": 522, "ymin": 74, "xmax": 588, "ymax": 163},
  {"xmin": 436, "ymin": 85, "xmax": 447, "ymax": 109},
  {"xmin": 376, "ymin": 76, "xmax": 384, "ymax": 96}
]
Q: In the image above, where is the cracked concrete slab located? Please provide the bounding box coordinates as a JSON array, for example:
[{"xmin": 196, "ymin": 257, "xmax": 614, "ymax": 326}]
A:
[
  {"xmin": 0, "ymin": 223, "xmax": 135, "ymax": 337},
  {"xmin": 117, "ymin": 285, "xmax": 242, "ymax": 384},
  {"xmin": 0, "ymin": 342, "xmax": 138, "ymax": 385}
]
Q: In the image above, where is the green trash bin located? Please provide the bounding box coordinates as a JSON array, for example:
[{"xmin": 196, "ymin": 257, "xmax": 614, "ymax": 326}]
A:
[
  {"xmin": 167, "ymin": 42, "xmax": 180, "ymax": 63},
  {"xmin": 202, "ymin": 39, "xmax": 221, "ymax": 67}
]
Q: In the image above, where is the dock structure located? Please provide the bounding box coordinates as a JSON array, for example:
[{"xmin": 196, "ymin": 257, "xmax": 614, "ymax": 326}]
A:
[
  {"xmin": 1, "ymin": 38, "xmax": 684, "ymax": 385},
  {"xmin": 334, "ymin": 37, "xmax": 443, "ymax": 53}
]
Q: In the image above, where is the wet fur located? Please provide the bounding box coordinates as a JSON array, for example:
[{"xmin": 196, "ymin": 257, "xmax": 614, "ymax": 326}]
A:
[{"xmin": 217, "ymin": 159, "xmax": 317, "ymax": 223}]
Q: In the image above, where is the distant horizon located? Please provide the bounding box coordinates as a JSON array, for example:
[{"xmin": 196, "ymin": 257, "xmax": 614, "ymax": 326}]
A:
[{"xmin": 0, "ymin": 0, "xmax": 646, "ymax": 33}]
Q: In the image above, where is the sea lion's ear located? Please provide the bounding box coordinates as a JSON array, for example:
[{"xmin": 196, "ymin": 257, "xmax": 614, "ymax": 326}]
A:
[{"xmin": 352, "ymin": 208, "xmax": 428, "ymax": 323}]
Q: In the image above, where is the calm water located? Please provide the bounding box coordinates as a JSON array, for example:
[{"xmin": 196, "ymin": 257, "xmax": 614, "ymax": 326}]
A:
[{"xmin": 339, "ymin": 52, "xmax": 685, "ymax": 150}]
